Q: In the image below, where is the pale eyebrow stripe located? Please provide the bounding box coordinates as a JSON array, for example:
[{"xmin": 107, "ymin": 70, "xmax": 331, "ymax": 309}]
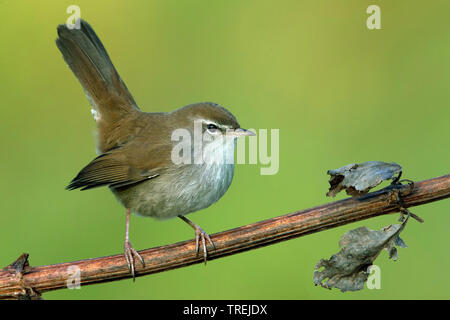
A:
[{"xmin": 199, "ymin": 119, "xmax": 232, "ymax": 130}]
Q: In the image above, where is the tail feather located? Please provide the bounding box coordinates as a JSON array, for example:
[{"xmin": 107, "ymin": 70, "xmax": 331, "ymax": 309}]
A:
[
  {"xmin": 56, "ymin": 19, "xmax": 141, "ymax": 153},
  {"xmin": 56, "ymin": 19, "xmax": 139, "ymax": 115}
]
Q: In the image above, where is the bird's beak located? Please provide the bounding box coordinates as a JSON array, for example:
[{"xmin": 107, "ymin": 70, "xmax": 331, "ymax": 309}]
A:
[{"xmin": 226, "ymin": 128, "xmax": 256, "ymax": 137}]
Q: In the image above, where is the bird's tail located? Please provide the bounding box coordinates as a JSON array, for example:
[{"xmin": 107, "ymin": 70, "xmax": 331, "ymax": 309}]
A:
[{"xmin": 56, "ymin": 19, "xmax": 139, "ymax": 116}]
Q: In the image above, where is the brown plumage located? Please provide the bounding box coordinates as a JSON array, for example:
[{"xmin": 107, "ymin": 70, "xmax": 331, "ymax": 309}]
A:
[{"xmin": 56, "ymin": 19, "xmax": 253, "ymax": 278}]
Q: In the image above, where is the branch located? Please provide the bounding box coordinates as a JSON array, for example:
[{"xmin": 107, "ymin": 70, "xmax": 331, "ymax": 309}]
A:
[{"xmin": 1, "ymin": 174, "xmax": 449, "ymax": 299}]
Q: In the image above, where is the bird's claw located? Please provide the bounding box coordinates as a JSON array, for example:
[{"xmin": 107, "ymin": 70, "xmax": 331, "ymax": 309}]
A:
[
  {"xmin": 193, "ymin": 226, "xmax": 216, "ymax": 264},
  {"xmin": 124, "ymin": 240, "xmax": 145, "ymax": 280}
]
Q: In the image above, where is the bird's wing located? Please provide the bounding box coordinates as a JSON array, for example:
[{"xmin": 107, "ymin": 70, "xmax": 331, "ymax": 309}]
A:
[{"xmin": 66, "ymin": 143, "xmax": 172, "ymax": 191}]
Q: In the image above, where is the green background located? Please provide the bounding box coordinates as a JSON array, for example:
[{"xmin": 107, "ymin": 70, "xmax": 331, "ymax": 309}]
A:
[{"xmin": 0, "ymin": 0, "xmax": 449, "ymax": 299}]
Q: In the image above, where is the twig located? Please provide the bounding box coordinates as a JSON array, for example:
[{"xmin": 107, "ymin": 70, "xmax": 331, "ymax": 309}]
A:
[{"xmin": 1, "ymin": 174, "xmax": 449, "ymax": 299}]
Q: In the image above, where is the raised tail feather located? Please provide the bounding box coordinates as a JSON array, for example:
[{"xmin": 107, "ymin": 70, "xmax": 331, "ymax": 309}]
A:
[
  {"xmin": 56, "ymin": 19, "xmax": 139, "ymax": 114},
  {"xmin": 56, "ymin": 19, "xmax": 141, "ymax": 154}
]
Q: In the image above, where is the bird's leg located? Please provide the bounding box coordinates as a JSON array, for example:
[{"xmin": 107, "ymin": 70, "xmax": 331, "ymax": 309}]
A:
[
  {"xmin": 178, "ymin": 215, "xmax": 215, "ymax": 264},
  {"xmin": 124, "ymin": 208, "xmax": 145, "ymax": 280}
]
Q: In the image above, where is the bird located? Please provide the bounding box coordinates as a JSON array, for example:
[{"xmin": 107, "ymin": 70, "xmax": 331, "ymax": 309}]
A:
[{"xmin": 55, "ymin": 19, "xmax": 254, "ymax": 279}]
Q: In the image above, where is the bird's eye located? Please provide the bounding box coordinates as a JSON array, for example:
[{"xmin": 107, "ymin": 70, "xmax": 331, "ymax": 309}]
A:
[{"xmin": 206, "ymin": 123, "xmax": 219, "ymax": 132}]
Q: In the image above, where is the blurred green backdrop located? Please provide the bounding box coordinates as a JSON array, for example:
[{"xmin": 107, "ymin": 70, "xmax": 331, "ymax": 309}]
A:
[{"xmin": 0, "ymin": 0, "xmax": 449, "ymax": 300}]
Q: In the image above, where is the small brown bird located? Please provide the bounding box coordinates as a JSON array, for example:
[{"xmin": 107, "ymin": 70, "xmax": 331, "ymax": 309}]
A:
[{"xmin": 56, "ymin": 19, "xmax": 254, "ymax": 278}]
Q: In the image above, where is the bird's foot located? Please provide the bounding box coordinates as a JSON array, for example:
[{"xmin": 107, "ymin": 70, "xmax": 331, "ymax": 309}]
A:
[
  {"xmin": 124, "ymin": 239, "xmax": 145, "ymax": 280},
  {"xmin": 193, "ymin": 225, "xmax": 216, "ymax": 265},
  {"xmin": 178, "ymin": 215, "xmax": 216, "ymax": 264}
]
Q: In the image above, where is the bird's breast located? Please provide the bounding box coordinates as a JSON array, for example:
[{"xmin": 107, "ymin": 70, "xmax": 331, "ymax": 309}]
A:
[{"xmin": 112, "ymin": 139, "xmax": 236, "ymax": 219}]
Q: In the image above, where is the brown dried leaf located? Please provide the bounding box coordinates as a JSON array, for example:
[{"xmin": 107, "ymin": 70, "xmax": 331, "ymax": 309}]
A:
[
  {"xmin": 313, "ymin": 219, "xmax": 407, "ymax": 292},
  {"xmin": 326, "ymin": 161, "xmax": 402, "ymax": 197}
]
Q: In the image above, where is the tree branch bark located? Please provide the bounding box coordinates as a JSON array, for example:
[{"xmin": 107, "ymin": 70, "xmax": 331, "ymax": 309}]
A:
[{"xmin": 1, "ymin": 174, "xmax": 449, "ymax": 299}]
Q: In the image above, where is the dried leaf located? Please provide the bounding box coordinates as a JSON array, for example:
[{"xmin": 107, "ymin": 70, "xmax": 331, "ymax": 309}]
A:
[
  {"xmin": 313, "ymin": 219, "xmax": 407, "ymax": 292},
  {"xmin": 327, "ymin": 161, "xmax": 402, "ymax": 197}
]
